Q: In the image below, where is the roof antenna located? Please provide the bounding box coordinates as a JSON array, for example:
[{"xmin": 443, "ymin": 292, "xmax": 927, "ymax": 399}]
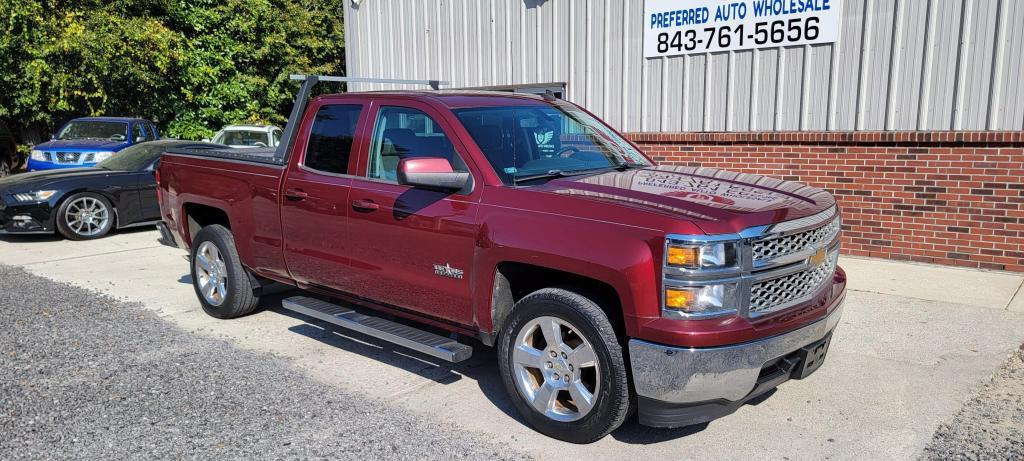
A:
[{"xmin": 543, "ymin": 89, "xmax": 558, "ymax": 101}]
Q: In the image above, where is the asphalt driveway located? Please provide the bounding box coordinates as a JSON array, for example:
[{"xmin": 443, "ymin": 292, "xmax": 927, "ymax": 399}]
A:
[{"xmin": 2, "ymin": 229, "xmax": 1023, "ymax": 460}]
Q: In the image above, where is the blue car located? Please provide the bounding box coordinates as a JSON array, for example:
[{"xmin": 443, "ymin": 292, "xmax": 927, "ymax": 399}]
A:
[{"xmin": 29, "ymin": 117, "xmax": 160, "ymax": 171}]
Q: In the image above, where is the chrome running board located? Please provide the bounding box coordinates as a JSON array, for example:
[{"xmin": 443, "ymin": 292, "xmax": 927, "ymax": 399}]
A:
[{"xmin": 282, "ymin": 296, "xmax": 473, "ymax": 363}]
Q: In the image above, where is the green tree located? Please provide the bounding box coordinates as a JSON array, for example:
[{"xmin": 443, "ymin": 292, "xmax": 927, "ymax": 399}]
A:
[{"xmin": 0, "ymin": 0, "xmax": 345, "ymax": 144}]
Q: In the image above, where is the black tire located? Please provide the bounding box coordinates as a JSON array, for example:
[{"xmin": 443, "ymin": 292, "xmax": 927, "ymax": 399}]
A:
[
  {"xmin": 498, "ymin": 287, "xmax": 632, "ymax": 444},
  {"xmin": 55, "ymin": 192, "xmax": 115, "ymax": 240},
  {"xmin": 190, "ymin": 224, "xmax": 260, "ymax": 319}
]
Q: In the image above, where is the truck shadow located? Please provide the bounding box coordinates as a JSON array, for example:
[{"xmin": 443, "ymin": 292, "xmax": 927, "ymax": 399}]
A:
[
  {"xmin": 263, "ymin": 291, "xmax": 749, "ymax": 444},
  {"xmin": 608, "ymin": 389, "xmax": 778, "ymax": 444},
  {"xmin": 0, "ymin": 233, "xmax": 62, "ymax": 243},
  {"xmin": 0, "ymin": 225, "xmax": 157, "ymax": 243},
  {"xmin": 264, "ymin": 293, "xmax": 532, "ymax": 430}
]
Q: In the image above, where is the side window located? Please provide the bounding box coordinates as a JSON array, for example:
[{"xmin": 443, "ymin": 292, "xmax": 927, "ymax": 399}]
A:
[
  {"xmin": 133, "ymin": 123, "xmax": 147, "ymax": 142},
  {"xmin": 304, "ymin": 104, "xmax": 363, "ymax": 175},
  {"xmin": 272, "ymin": 129, "xmax": 282, "ymax": 147},
  {"xmin": 148, "ymin": 123, "xmax": 160, "ymax": 139},
  {"xmin": 367, "ymin": 106, "xmax": 467, "ymax": 182}
]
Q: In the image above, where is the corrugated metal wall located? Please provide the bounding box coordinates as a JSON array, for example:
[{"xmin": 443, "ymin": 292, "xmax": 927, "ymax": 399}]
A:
[{"xmin": 344, "ymin": 0, "xmax": 1024, "ymax": 133}]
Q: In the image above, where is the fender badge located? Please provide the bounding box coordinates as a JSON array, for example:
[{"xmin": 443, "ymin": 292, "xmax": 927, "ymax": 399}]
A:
[
  {"xmin": 433, "ymin": 263, "xmax": 464, "ymax": 280},
  {"xmin": 808, "ymin": 247, "xmax": 828, "ymax": 267}
]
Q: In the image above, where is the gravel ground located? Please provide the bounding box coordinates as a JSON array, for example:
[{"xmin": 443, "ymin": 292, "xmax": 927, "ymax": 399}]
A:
[
  {"xmin": 921, "ymin": 344, "xmax": 1024, "ymax": 460},
  {"xmin": 0, "ymin": 265, "xmax": 528, "ymax": 460}
]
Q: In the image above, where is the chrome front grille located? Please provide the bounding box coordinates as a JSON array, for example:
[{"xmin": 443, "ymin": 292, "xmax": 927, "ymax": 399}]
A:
[
  {"xmin": 662, "ymin": 205, "xmax": 842, "ymax": 320},
  {"xmin": 753, "ymin": 213, "xmax": 841, "ymax": 263},
  {"xmin": 750, "ymin": 251, "xmax": 839, "ymax": 315},
  {"xmin": 55, "ymin": 152, "xmax": 83, "ymax": 164}
]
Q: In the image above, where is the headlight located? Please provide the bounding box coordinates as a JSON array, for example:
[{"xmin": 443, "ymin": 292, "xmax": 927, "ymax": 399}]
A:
[
  {"xmin": 664, "ymin": 283, "xmax": 736, "ymax": 317},
  {"xmin": 92, "ymin": 151, "xmax": 115, "ymax": 162},
  {"xmin": 666, "ymin": 242, "xmax": 735, "ymax": 269},
  {"xmin": 30, "ymin": 150, "xmax": 47, "ymax": 161},
  {"xmin": 12, "ymin": 190, "xmax": 57, "ymax": 202}
]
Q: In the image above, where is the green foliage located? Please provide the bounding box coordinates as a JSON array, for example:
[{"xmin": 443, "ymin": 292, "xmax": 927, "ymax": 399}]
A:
[{"xmin": 0, "ymin": 0, "xmax": 345, "ymax": 141}]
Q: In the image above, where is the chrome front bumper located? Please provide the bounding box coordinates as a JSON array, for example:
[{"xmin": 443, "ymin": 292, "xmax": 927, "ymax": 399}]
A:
[{"xmin": 629, "ymin": 299, "xmax": 844, "ymax": 406}]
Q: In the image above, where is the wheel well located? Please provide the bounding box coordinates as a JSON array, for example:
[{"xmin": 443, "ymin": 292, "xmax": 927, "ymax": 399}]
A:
[
  {"xmin": 489, "ymin": 262, "xmax": 625, "ymax": 345},
  {"xmin": 183, "ymin": 203, "xmax": 230, "ymax": 245}
]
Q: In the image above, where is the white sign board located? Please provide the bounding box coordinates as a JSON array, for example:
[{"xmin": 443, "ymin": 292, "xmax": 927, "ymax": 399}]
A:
[{"xmin": 643, "ymin": 0, "xmax": 843, "ymax": 58}]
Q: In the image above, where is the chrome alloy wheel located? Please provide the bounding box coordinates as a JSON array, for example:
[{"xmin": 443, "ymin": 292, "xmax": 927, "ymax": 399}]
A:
[
  {"xmin": 512, "ymin": 316, "xmax": 600, "ymax": 422},
  {"xmin": 194, "ymin": 241, "xmax": 228, "ymax": 306},
  {"xmin": 64, "ymin": 196, "xmax": 110, "ymax": 236}
]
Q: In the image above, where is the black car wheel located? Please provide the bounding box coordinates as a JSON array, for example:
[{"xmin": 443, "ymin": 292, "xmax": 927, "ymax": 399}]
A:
[{"xmin": 55, "ymin": 192, "xmax": 115, "ymax": 240}]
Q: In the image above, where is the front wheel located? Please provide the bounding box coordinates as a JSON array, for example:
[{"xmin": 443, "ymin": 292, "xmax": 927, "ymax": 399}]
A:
[
  {"xmin": 498, "ymin": 288, "xmax": 632, "ymax": 443},
  {"xmin": 55, "ymin": 193, "xmax": 114, "ymax": 240},
  {"xmin": 190, "ymin": 225, "xmax": 260, "ymax": 319}
]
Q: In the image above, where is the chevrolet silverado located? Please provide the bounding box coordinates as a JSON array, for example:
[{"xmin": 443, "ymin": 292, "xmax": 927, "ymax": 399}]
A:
[{"xmin": 156, "ymin": 75, "xmax": 847, "ymax": 443}]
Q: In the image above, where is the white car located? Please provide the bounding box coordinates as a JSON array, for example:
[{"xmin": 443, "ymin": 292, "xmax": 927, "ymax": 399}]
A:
[{"xmin": 208, "ymin": 125, "xmax": 283, "ymax": 148}]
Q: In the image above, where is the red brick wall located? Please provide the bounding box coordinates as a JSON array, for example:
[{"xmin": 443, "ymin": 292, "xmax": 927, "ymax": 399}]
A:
[{"xmin": 625, "ymin": 131, "xmax": 1024, "ymax": 272}]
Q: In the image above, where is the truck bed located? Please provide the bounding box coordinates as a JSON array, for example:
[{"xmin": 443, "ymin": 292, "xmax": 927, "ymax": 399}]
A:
[{"xmin": 165, "ymin": 146, "xmax": 284, "ymax": 165}]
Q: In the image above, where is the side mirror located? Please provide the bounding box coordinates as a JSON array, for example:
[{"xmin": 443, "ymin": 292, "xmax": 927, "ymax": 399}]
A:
[
  {"xmin": 136, "ymin": 137, "xmax": 146, "ymax": 143},
  {"xmin": 397, "ymin": 157, "xmax": 470, "ymax": 192}
]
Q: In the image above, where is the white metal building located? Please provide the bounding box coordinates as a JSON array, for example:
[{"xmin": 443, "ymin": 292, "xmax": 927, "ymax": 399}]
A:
[{"xmin": 343, "ymin": 0, "xmax": 1024, "ymax": 133}]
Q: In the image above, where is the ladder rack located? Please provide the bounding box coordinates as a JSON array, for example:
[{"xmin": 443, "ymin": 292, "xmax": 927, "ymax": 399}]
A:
[{"xmin": 275, "ymin": 75, "xmax": 450, "ymax": 161}]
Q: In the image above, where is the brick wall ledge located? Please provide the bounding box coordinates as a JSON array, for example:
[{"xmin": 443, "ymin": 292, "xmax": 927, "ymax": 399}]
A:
[{"xmin": 624, "ymin": 131, "xmax": 1024, "ymax": 145}]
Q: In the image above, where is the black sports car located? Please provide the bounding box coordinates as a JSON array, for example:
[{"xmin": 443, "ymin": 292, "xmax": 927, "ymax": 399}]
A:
[{"xmin": 0, "ymin": 139, "xmax": 223, "ymax": 240}]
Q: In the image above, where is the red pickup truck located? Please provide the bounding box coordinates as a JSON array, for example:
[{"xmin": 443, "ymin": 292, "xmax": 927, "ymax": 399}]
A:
[{"xmin": 157, "ymin": 76, "xmax": 846, "ymax": 443}]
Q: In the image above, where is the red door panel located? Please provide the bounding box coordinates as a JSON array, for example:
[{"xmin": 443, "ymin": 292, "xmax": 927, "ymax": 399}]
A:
[
  {"xmin": 280, "ymin": 172, "xmax": 353, "ymax": 288},
  {"xmin": 280, "ymin": 101, "xmax": 367, "ymax": 292},
  {"xmin": 347, "ymin": 179, "xmax": 479, "ymax": 324},
  {"xmin": 346, "ymin": 100, "xmax": 485, "ymax": 326}
]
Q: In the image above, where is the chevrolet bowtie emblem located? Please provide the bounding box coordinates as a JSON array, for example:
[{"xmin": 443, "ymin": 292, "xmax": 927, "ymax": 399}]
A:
[{"xmin": 808, "ymin": 247, "xmax": 828, "ymax": 267}]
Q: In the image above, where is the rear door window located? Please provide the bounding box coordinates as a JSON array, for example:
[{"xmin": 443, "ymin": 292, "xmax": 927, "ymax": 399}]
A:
[{"xmin": 303, "ymin": 104, "xmax": 363, "ymax": 175}]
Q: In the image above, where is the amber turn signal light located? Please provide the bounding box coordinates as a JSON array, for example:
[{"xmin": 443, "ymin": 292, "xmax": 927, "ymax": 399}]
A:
[
  {"xmin": 665, "ymin": 288, "xmax": 696, "ymax": 309},
  {"xmin": 667, "ymin": 246, "xmax": 699, "ymax": 268}
]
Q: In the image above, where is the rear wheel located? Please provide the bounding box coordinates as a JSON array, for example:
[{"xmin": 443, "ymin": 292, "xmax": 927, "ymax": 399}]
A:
[
  {"xmin": 56, "ymin": 193, "xmax": 114, "ymax": 240},
  {"xmin": 190, "ymin": 224, "xmax": 260, "ymax": 319},
  {"xmin": 498, "ymin": 288, "xmax": 631, "ymax": 443}
]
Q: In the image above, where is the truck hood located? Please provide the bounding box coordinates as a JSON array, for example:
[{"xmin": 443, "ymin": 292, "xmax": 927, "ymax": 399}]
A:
[
  {"xmin": 0, "ymin": 167, "xmax": 111, "ymax": 191},
  {"xmin": 537, "ymin": 166, "xmax": 836, "ymax": 234},
  {"xmin": 34, "ymin": 139, "xmax": 130, "ymax": 152}
]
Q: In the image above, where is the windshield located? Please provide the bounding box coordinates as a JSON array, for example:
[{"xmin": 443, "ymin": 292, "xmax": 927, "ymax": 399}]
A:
[
  {"xmin": 453, "ymin": 103, "xmax": 651, "ymax": 185},
  {"xmin": 214, "ymin": 130, "xmax": 270, "ymax": 147},
  {"xmin": 96, "ymin": 142, "xmax": 166, "ymax": 171},
  {"xmin": 58, "ymin": 121, "xmax": 128, "ymax": 141}
]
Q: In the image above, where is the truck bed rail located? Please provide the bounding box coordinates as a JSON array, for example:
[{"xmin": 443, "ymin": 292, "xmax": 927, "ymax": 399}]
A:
[{"xmin": 165, "ymin": 146, "xmax": 284, "ymax": 166}]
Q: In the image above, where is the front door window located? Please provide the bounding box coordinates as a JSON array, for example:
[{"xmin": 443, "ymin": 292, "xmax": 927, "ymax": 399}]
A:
[{"xmin": 366, "ymin": 106, "xmax": 468, "ymax": 182}]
